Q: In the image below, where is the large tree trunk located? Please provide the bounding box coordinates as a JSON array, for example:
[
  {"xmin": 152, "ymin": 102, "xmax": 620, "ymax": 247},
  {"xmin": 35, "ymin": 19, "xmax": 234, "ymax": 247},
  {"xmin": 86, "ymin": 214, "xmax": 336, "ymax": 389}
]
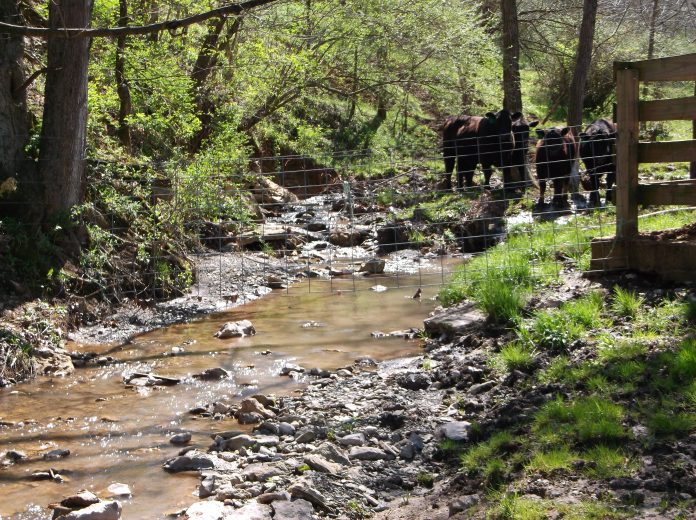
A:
[
  {"xmin": 567, "ymin": 0, "xmax": 598, "ymax": 134},
  {"xmin": 500, "ymin": 0, "xmax": 522, "ymax": 113},
  {"xmin": 691, "ymin": 82, "xmax": 696, "ymax": 180},
  {"xmin": 0, "ymin": 0, "xmax": 30, "ymax": 185},
  {"xmin": 116, "ymin": 0, "xmax": 132, "ymax": 151},
  {"xmin": 38, "ymin": 0, "xmax": 93, "ymax": 224}
]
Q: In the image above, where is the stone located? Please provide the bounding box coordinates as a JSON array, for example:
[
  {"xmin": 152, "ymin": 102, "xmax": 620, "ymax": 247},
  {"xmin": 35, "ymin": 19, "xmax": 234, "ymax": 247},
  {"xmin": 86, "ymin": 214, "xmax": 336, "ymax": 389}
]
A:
[
  {"xmin": 234, "ymin": 502, "xmax": 273, "ymax": 520},
  {"xmin": 280, "ymin": 364, "xmax": 305, "ymax": 376},
  {"xmin": 238, "ymin": 413, "xmax": 264, "ymax": 425},
  {"xmin": 199, "ymin": 474, "xmax": 216, "ymax": 498},
  {"xmin": 221, "ymin": 434, "xmax": 256, "ymax": 452},
  {"xmin": 448, "ymin": 495, "xmax": 479, "ymax": 516},
  {"xmin": 337, "ymin": 433, "xmax": 364, "ymax": 447},
  {"xmin": 379, "ymin": 411, "xmax": 405, "ymax": 430},
  {"xmin": 61, "ymin": 501, "xmax": 121, "ymax": 520},
  {"xmin": 287, "ymin": 482, "xmax": 329, "ymax": 510},
  {"xmin": 162, "ymin": 452, "xmax": 216, "ymax": 473},
  {"xmin": 435, "ymin": 421, "xmax": 472, "ymax": 442},
  {"xmin": 423, "ymin": 302, "xmax": 485, "ymax": 338},
  {"xmin": 468, "ymin": 381, "xmax": 495, "ymax": 395},
  {"xmin": 303, "ymin": 454, "xmax": 341, "ymax": 475},
  {"xmin": 5, "ymin": 450, "xmax": 27, "ymax": 462},
  {"xmin": 294, "ymin": 430, "xmax": 315, "ymax": 444},
  {"xmin": 243, "ymin": 462, "xmax": 288, "ymax": 482},
  {"xmin": 278, "ymin": 422, "xmax": 296, "ymax": 436},
  {"xmin": 272, "ymin": 499, "xmax": 315, "ymax": 520},
  {"xmin": 257, "ymin": 491, "xmax": 290, "ymax": 504},
  {"xmin": 185, "ymin": 500, "xmax": 231, "ymax": 520},
  {"xmin": 60, "ymin": 490, "xmax": 100, "ymax": 509},
  {"xmin": 44, "ymin": 449, "xmax": 70, "ymax": 461},
  {"xmin": 252, "ymin": 395, "xmax": 276, "ymax": 408},
  {"xmin": 349, "ymin": 447, "xmax": 390, "ymax": 461},
  {"xmin": 359, "ymin": 258, "xmax": 385, "ymax": 275},
  {"xmin": 170, "ymin": 432, "xmax": 192, "ymax": 445},
  {"xmin": 399, "ymin": 442, "xmax": 415, "ymax": 460},
  {"xmin": 214, "ymin": 320, "xmax": 256, "ymax": 339},
  {"xmin": 239, "ymin": 398, "xmax": 275, "ymax": 419},
  {"xmin": 106, "ymin": 483, "xmax": 131, "ymax": 497},
  {"xmin": 312, "ymin": 443, "xmax": 350, "ymax": 466},
  {"xmin": 193, "ymin": 368, "xmax": 231, "ymax": 380},
  {"xmin": 254, "ymin": 435, "xmax": 280, "ymax": 447},
  {"xmin": 396, "ymin": 372, "xmax": 430, "ymax": 391}
]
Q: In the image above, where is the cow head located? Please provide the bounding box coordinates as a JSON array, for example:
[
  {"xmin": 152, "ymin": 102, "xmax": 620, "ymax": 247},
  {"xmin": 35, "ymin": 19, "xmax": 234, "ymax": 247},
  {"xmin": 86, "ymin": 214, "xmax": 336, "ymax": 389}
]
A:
[
  {"xmin": 536, "ymin": 126, "xmax": 571, "ymax": 141},
  {"xmin": 511, "ymin": 112, "xmax": 539, "ymax": 153},
  {"xmin": 579, "ymin": 130, "xmax": 616, "ymax": 170}
]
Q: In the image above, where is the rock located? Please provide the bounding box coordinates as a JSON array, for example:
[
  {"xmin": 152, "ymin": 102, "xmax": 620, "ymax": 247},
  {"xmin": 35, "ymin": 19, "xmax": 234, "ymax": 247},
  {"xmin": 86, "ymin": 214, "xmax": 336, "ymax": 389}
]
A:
[
  {"xmin": 370, "ymin": 285, "xmax": 388, "ymax": 292},
  {"xmin": 61, "ymin": 501, "xmax": 121, "ymax": 520},
  {"xmin": 239, "ymin": 398, "xmax": 275, "ymax": 419},
  {"xmin": 252, "ymin": 395, "xmax": 276, "ymax": 408},
  {"xmin": 278, "ymin": 422, "xmax": 296, "ymax": 436},
  {"xmin": 254, "ymin": 435, "xmax": 280, "ymax": 447},
  {"xmin": 162, "ymin": 452, "xmax": 216, "ymax": 473},
  {"xmin": 359, "ymin": 258, "xmax": 385, "ymax": 275},
  {"xmin": 60, "ymin": 490, "xmax": 100, "ymax": 509},
  {"xmin": 170, "ymin": 432, "xmax": 192, "ymax": 445},
  {"xmin": 337, "ymin": 433, "xmax": 365, "ymax": 447},
  {"xmin": 349, "ymin": 447, "xmax": 390, "ymax": 461},
  {"xmin": 448, "ymin": 495, "xmax": 479, "ymax": 516},
  {"xmin": 379, "ymin": 411, "xmax": 405, "ymax": 430},
  {"xmin": 303, "ymin": 454, "xmax": 341, "ymax": 475},
  {"xmin": 399, "ymin": 442, "xmax": 415, "ymax": 460},
  {"xmin": 312, "ymin": 443, "xmax": 351, "ymax": 466},
  {"xmin": 234, "ymin": 502, "xmax": 273, "ymax": 520},
  {"xmin": 185, "ymin": 500, "xmax": 232, "ymax": 520},
  {"xmin": 198, "ymin": 474, "xmax": 216, "ymax": 498},
  {"xmin": 294, "ymin": 430, "xmax": 315, "ymax": 444},
  {"xmin": 287, "ymin": 482, "xmax": 329, "ymax": 510},
  {"xmin": 238, "ymin": 412, "xmax": 264, "ymax": 425},
  {"xmin": 193, "ymin": 368, "xmax": 231, "ymax": 380},
  {"xmin": 6, "ymin": 450, "xmax": 27, "ymax": 461},
  {"xmin": 280, "ymin": 364, "xmax": 305, "ymax": 376},
  {"xmin": 435, "ymin": 421, "xmax": 472, "ymax": 442},
  {"xmin": 214, "ymin": 320, "xmax": 256, "ymax": 339},
  {"xmin": 468, "ymin": 381, "xmax": 495, "ymax": 395},
  {"xmin": 396, "ymin": 372, "xmax": 430, "ymax": 390},
  {"xmin": 423, "ymin": 302, "xmax": 486, "ymax": 338},
  {"xmin": 123, "ymin": 372, "xmax": 180, "ymax": 387},
  {"xmin": 272, "ymin": 499, "xmax": 315, "ymax": 520},
  {"xmin": 221, "ymin": 434, "xmax": 256, "ymax": 452},
  {"xmin": 257, "ymin": 491, "xmax": 290, "ymax": 504},
  {"xmin": 106, "ymin": 483, "xmax": 132, "ymax": 497},
  {"xmin": 243, "ymin": 463, "xmax": 288, "ymax": 482},
  {"xmin": 44, "ymin": 449, "xmax": 71, "ymax": 461}
]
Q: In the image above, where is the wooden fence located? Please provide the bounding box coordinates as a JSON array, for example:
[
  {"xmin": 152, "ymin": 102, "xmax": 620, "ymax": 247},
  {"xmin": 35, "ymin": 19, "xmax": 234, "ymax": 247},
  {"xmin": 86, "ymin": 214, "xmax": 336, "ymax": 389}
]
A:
[{"xmin": 591, "ymin": 52, "xmax": 696, "ymax": 281}]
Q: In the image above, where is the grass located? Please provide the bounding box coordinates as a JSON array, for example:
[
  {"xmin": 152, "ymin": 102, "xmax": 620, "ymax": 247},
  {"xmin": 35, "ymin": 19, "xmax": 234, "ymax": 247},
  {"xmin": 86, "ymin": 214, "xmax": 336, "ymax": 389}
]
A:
[
  {"xmin": 648, "ymin": 411, "xmax": 696, "ymax": 437},
  {"xmin": 495, "ymin": 343, "xmax": 537, "ymax": 372},
  {"xmin": 522, "ymin": 309, "xmax": 586, "ymax": 352},
  {"xmin": 416, "ymin": 471, "xmax": 434, "ymax": 488},
  {"xmin": 491, "ymin": 493, "xmax": 629, "ymax": 520},
  {"xmin": 526, "ymin": 447, "xmax": 577, "ymax": 475},
  {"xmin": 534, "ymin": 396, "xmax": 627, "ymax": 444},
  {"xmin": 476, "ymin": 279, "xmax": 529, "ymax": 324},
  {"xmin": 583, "ymin": 445, "xmax": 635, "ymax": 478},
  {"xmin": 611, "ymin": 286, "xmax": 644, "ymax": 320},
  {"xmin": 460, "ymin": 431, "xmax": 518, "ymax": 476}
]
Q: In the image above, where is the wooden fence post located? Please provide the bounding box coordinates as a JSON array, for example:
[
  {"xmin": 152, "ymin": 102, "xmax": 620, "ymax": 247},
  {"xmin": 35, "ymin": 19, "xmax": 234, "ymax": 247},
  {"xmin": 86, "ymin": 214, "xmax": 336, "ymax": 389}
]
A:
[{"xmin": 615, "ymin": 67, "xmax": 640, "ymax": 241}]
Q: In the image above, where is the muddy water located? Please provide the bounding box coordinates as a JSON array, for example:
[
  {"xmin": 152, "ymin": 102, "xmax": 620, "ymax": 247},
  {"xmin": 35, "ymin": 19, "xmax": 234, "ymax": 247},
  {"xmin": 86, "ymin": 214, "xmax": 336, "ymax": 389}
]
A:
[{"xmin": 0, "ymin": 263, "xmax": 457, "ymax": 519}]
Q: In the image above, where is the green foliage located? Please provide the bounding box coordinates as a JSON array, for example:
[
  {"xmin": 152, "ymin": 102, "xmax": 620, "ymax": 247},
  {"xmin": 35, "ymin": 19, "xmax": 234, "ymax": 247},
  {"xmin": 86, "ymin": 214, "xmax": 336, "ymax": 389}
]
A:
[
  {"xmin": 476, "ymin": 279, "xmax": 528, "ymax": 325},
  {"xmin": 416, "ymin": 471, "xmax": 434, "ymax": 488},
  {"xmin": 526, "ymin": 447, "xmax": 577, "ymax": 475},
  {"xmin": 648, "ymin": 412, "xmax": 696, "ymax": 437},
  {"xmin": 534, "ymin": 396, "xmax": 627, "ymax": 444},
  {"xmin": 521, "ymin": 309, "xmax": 585, "ymax": 352},
  {"xmin": 494, "ymin": 343, "xmax": 537, "ymax": 372},
  {"xmin": 611, "ymin": 286, "xmax": 644, "ymax": 320}
]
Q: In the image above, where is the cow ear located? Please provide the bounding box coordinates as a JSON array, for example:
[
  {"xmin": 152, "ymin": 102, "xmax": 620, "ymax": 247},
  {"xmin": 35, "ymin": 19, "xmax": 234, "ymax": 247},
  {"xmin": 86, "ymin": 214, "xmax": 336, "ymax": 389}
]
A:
[
  {"xmin": 529, "ymin": 121, "xmax": 539, "ymax": 128},
  {"xmin": 485, "ymin": 112, "xmax": 497, "ymax": 124},
  {"xmin": 561, "ymin": 127, "xmax": 571, "ymax": 136},
  {"xmin": 535, "ymin": 129, "xmax": 545, "ymax": 139},
  {"xmin": 511, "ymin": 111, "xmax": 523, "ymax": 121}
]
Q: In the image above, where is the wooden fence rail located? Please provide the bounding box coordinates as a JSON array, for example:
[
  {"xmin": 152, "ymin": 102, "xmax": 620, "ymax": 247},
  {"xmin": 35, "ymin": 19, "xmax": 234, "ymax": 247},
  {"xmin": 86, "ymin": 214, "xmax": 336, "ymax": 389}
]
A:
[{"xmin": 591, "ymin": 52, "xmax": 696, "ymax": 281}]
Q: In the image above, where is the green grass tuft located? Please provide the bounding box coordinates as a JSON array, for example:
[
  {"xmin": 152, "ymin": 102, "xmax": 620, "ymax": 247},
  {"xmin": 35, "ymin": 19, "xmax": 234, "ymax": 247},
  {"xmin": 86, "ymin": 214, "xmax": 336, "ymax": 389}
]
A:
[
  {"xmin": 496, "ymin": 343, "xmax": 537, "ymax": 372},
  {"xmin": 476, "ymin": 279, "xmax": 528, "ymax": 324},
  {"xmin": 611, "ymin": 286, "xmax": 644, "ymax": 320},
  {"xmin": 526, "ymin": 447, "xmax": 577, "ymax": 475}
]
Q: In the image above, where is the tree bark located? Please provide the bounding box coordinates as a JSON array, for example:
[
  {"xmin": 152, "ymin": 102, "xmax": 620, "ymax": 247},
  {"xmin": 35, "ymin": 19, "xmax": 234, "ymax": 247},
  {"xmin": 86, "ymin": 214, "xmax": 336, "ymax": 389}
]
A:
[
  {"xmin": 0, "ymin": 0, "xmax": 29, "ymax": 185},
  {"xmin": 116, "ymin": 0, "xmax": 132, "ymax": 151},
  {"xmin": 500, "ymin": 0, "xmax": 522, "ymax": 113},
  {"xmin": 567, "ymin": 0, "xmax": 598, "ymax": 134},
  {"xmin": 38, "ymin": 0, "xmax": 94, "ymax": 224},
  {"xmin": 691, "ymin": 82, "xmax": 696, "ymax": 179}
]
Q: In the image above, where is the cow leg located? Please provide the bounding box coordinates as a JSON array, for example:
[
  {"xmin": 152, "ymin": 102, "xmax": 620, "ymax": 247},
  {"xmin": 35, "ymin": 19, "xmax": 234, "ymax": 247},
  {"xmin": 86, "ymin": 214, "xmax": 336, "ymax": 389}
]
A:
[
  {"xmin": 538, "ymin": 179, "xmax": 546, "ymax": 206},
  {"xmin": 443, "ymin": 173, "xmax": 453, "ymax": 192},
  {"xmin": 482, "ymin": 166, "xmax": 493, "ymax": 189},
  {"xmin": 605, "ymin": 171, "xmax": 616, "ymax": 204}
]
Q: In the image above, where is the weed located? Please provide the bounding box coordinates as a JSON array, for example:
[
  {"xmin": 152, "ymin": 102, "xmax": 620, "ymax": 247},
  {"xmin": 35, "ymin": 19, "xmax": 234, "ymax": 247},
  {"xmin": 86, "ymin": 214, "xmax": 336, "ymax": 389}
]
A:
[
  {"xmin": 534, "ymin": 396, "xmax": 627, "ymax": 444},
  {"xmin": 611, "ymin": 286, "xmax": 644, "ymax": 320},
  {"xmin": 495, "ymin": 343, "xmax": 536, "ymax": 372},
  {"xmin": 524, "ymin": 310, "xmax": 584, "ymax": 352},
  {"xmin": 476, "ymin": 279, "xmax": 528, "ymax": 324},
  {"xmin": 583, "ymin": 445, "xmax": 634, "ymax": 478},
  {"xmin": 297, "ymin": 464, "xmax": 311, "ymax": 473},
  {"xmin": 526, "ymin": 447, "xmax": 577, "ymax": 475},
  {"xmin": 562, "ymin": 291, "xmax": 606, "ymax": 328},
  {"xmin": 416, "ymin": 471, "xmax": 434, "ymax": 488},
  {"xmin": 648, "ymin": 411, "xmax": 696, "ymax": 437}
]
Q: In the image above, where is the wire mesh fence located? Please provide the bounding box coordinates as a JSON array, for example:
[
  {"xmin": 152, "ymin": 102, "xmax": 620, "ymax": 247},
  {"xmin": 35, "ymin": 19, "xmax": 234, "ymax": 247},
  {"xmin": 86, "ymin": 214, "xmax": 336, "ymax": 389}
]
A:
[{"xmin": 2, "ymin": 125, "xmax": 694, "ymax": 308}]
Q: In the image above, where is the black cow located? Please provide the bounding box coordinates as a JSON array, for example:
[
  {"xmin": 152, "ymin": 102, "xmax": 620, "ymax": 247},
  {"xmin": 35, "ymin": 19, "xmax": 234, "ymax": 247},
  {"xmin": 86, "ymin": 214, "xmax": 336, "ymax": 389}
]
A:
[
  {"xmin": 443, "ymin": 109, "xmax": 530, "ymax": 191},
  {"xmin": 535, "ymin": 126, "xmax": 578, "ymax": 208},
  {"xmin": 579, "ymin": 119, "xmax": 617, "ymax": 206},
  {"xmin": 511, "ymin": 115, "xmax": 539, "ymax": 189}
]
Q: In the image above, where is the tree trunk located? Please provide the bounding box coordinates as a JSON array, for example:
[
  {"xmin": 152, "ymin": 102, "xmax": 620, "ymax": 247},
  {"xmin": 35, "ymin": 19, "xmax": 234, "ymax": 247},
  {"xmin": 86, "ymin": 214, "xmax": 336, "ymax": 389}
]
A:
[
  {"xmin": 116, "ymin": 0, "xmax": 132, "ymax": 151},
  {"xmin": 0, "ymin": 0, "xmax": 29, "ymax": 185},
  {"xmin": 500, "ymin": 0, "xmax": 522, "ymax": 113},
  {"xmin": 691, "ymin": 82, "xmax": 696, "ymax": 179},
  {"xmin": 38, "ymin": 0, "xmax": 93, "ymax": 224},
  {"xmin": 567, "ymin": 0, "xmax": 598, "ymax": 134}
]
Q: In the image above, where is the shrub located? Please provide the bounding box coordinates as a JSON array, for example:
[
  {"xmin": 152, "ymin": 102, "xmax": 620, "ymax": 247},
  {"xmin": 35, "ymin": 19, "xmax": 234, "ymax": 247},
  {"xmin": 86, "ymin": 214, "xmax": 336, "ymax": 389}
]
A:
[{"xmin": 525, "ymin": 310, "xmax": 584, "ymax": 352}]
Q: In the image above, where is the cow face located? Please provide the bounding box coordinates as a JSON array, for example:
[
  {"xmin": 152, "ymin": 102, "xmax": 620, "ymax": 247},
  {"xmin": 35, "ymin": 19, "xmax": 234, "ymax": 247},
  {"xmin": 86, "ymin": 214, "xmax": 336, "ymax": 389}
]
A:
[
  {"xmin": 580, "ymin": 131, "xmax": 616, "ymax": 169},
  {"xmin": 511, "ymin": 113, "xmax": 539, "ymax": 153}
]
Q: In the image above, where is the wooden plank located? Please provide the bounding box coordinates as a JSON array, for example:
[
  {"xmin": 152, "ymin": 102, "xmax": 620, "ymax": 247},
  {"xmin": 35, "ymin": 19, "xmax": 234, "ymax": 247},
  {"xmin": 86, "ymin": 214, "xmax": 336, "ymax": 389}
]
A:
[
  {"xmin": 590, "ymin": 238, "xmax": 628, "ymax": 271},
  {"xmin": 615, "ymin": 68, "xmax": 640, "ymax": 240},
  {"xmin": 638, "ymin": 140, "xmax": 696, "ymax": 163},
  {"xmin": 639, "ymin": 97, "xmax": 696, "ymax": 121},
  {"xmin": 615, "ymin": 53, "xmax": 696, "ymax": 82},
  {"xmin": 637, "ymin": 181, "xmax": 696, "ymax": 206}
]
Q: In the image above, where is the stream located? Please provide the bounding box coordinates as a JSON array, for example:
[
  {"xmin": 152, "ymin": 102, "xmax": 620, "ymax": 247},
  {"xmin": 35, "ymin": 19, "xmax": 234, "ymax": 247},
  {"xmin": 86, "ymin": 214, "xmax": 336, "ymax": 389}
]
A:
[{"xmin": 0, "ymin": 260, "xmax": 458, "ymax": 519}]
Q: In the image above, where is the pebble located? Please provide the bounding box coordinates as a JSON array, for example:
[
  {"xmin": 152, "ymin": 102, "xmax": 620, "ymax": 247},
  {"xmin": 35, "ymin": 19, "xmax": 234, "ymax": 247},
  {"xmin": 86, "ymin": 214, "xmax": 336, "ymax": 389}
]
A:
[{"xmin": 169, "ymin": 432, "xmax": 192, "ymax": 445}]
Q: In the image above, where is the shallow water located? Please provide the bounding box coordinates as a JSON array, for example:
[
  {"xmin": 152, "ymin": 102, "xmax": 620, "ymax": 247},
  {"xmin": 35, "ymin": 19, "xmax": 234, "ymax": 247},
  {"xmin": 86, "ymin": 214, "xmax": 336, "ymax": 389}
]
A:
[{"xmin": 0, "ymin": 261, "xmax": 457, "ymax": 519}]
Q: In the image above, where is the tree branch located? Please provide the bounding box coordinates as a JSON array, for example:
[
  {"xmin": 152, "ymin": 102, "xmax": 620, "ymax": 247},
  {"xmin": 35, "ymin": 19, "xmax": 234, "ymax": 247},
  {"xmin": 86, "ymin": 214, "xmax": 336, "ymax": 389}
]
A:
[{"xmin": 0, "ymin": 0, "xmax": 280, "ymax": 38}]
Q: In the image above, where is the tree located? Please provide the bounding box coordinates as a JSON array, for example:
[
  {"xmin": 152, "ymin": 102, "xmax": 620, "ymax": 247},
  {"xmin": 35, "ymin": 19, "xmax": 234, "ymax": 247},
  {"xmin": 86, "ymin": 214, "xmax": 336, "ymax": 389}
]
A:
[
  {"xmin": 567, "ymin": 0, "xmax": 598, "ymax": 133},
  {"xmin": 501, "ymin": 0, "xmax": 523, "ymax": 112}
]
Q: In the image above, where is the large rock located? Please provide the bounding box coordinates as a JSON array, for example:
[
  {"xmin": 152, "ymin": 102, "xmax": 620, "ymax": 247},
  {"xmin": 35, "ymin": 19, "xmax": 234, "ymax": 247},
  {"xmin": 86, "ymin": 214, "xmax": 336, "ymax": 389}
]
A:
[
  {"xmin": 287, "ymin": 482, "xmax": 329, "ymax": 510},
  {"xmin": 60, "ymin": 491, "xmax": 100, "ymax": 509},
  {"xmin": 337, "ymin": 433, "xmax": 365, "ymax": 447},
  {"xmin": 61, "ymin": 501, "xmax": 121, "ymax": 520},
  {"xmin": 423, "ymin": 302, "xmax": 485, "ymax": 338},
  {"xmin": 349, "ymin": 447, "xmax": 391, "ymax": 461},
  {"xmin": 234, "ymin": 502, "xmax": 273, "ymax": 520},
  {"xmin": 435, "ymin": 421, "xmax": 472, "ymax": 442},
  {"xmin": 238, "ymin": 398, "xmax": 275, "ymax": 419},
  {"xmin": 303, "ymin": 454, "xmax": 341, "ymax": 475},
  {"xmin": 163, "ymin": 451, "xmax": 218, "ymax": 473},
  {"xmin": 193, "ymin": 368, "xmax": 231, "ymax": 380},
  {"xmin": 312, "ymin": 443, "xmax": 350, "ymax": 466},
  {"xmin": 358, "ymin": 258, "xmax": 385, "ymax": 275},
  {"xmin": 185, "ymin": 500, "xmax": 232, "ymax": 520},
  {"xmin": 396, "ymin": 372, "xmax": 430, "ymax": 391},
  {"xmin": 221, "ymin": 434, "xmax": 255, "ymax": 452},
  {"xmin": 214, "ymin": 320, "xmax": 256, "ymax": 339},
  {"xmin": 243, "ymin": 462, "xmax": 288, "ymax": 482},
  {"xmin": 272, "ymin": 499, "xmax": 315, "ymax": 520}
]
